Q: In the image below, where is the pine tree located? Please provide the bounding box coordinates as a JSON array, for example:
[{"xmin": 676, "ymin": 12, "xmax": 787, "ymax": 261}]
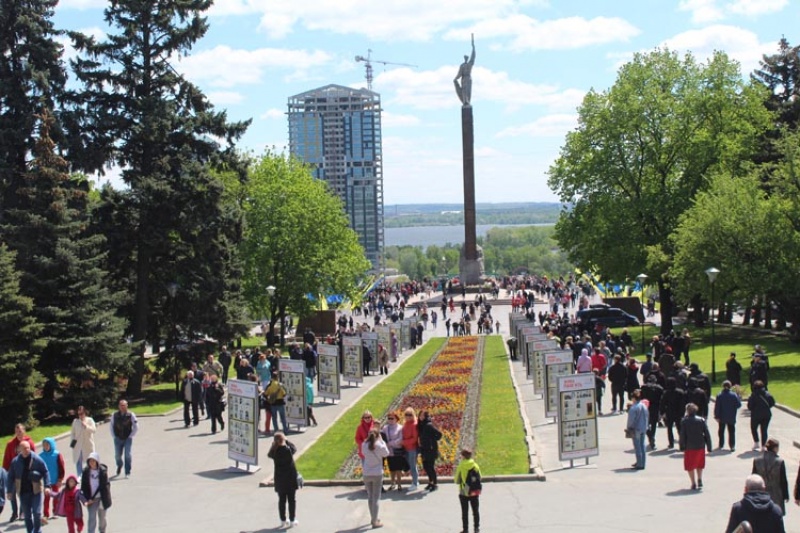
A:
[
  {"xmin": 0, "ymin": 243, "xmax": 44, "ymax": 434},
  {"xmin": 751, "ymin": 37, "xmax": 800, "ymax": 129},
  {"xmin": 5, "ymin": 110, "xmax": 129, "ymax": 415},
  {"xmin": 67, "ymin": 0, "xmax": 250, "ymax": 395},
  {"xmin": 0, "ymin": 0, "xmax": 66, "ymax": 217}
]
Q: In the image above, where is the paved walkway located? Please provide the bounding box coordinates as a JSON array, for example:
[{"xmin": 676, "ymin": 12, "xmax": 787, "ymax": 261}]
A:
[{"xmin": 9, "ymin": 292, "xmax": 800, "ymax": 533}]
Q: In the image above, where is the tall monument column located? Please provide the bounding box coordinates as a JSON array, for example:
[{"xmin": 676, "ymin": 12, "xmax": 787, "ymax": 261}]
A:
[{"xmin": 454, "ymin": 34, "xmax": 484, "ymax": 285}]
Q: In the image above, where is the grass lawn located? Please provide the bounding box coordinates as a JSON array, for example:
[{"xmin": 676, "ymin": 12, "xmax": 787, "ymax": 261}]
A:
[
  {"xmin": 1, "ymin": 382, "xmax": 182, "ymax": 446},
  {"xmin": 476, "ymin": 336, "xmax": 530, "ymax": 474},
  {"xmin": 614, "ymin": 323, "xmax": 800, "ymax": 408},
  {"xmin": 295, "ymin": 338, "xmax": 445, "ymax": 480}
]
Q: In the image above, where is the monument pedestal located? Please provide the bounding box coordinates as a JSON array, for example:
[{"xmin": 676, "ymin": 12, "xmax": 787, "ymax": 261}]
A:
[{"xmin": 459, "ymin": 244, "xmax": 485, "ymax": 286}]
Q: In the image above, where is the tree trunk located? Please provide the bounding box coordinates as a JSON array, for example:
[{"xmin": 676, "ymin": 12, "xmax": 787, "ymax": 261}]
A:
[
  {"xmin": 743, "ymin": 306, "xmax": 752, "ymax": 326},
  {"xmin": 691, "ymin": 293, "xmax": 704, "ymax": 327},
  {"xmin": 126, "ymin": 244, "xmax": 151, "ymax": 397},
  {"xmin": 752, "ymin": 297, "xmax": 762, "ymax": 328},
  {"xmin": 764, "ymin": 301, "xmax": 773, "ymax": 330},
  {"xmin": 658, "ymin": 280, "xmax": 673, "ymax": 336}
]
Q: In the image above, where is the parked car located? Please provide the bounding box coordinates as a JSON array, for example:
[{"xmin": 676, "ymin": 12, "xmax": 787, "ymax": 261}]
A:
[{"xmin": 577, "ymin": 307, "xmax": 639, "ymax": 328}]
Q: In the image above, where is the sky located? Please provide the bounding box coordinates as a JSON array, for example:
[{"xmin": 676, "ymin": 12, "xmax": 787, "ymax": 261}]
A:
[{"xmin": 53, "ymin": 0, "xmax": 793, "ymax": 205}]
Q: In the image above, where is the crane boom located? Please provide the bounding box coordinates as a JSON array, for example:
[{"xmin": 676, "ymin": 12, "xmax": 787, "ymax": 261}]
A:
[{"xmin": 355, "ymin": 49, "xmax": 417, "ymax": 90}]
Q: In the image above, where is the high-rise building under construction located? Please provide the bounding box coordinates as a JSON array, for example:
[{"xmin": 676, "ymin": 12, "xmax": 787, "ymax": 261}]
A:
[{"xmin": 287, "ymin": 84, "xmax": 383, "ymax": 269}]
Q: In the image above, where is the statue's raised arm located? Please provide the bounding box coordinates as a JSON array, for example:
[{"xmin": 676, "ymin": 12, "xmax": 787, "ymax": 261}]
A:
[{"xmin": 454, "ymin": 34, "xmax": 476, "ymax": 106}]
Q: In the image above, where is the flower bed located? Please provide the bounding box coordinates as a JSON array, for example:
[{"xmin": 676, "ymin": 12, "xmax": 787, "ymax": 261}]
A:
[{"xmin": 344, "ymin": 336, "xmax": 482, "ymax": 478}]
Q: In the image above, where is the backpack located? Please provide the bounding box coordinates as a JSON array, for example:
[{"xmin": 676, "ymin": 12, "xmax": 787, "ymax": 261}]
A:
[{"xmin": 466, "ymin": 467, "xmax": 482, "ymax": 496}]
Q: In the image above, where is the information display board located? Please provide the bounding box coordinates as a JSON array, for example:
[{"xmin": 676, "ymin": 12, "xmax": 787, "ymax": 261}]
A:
[
  {"xmin": 532, "ymin": 339, "xmax": 560, "ymax": 394},
  {"xmin": 317, "ymin": 344, "xmax": 341, "ymax": 401},
  {"xmin": 226, "ymin": 379, "xmax": 259, "ymax": 466},
  {"xmin": 519, "ymin": 326, "xmax": 544, "ymax": 379},
  {"xmin": 544, "ymin": 351, "xmax": 575, "ymax": 418},
  {"xmin": 557, "ymin": 374, "xmax": 599, "ymax": 462},
  {"xmin": 361, "ymin": 332, "xmax": 379, "ymax": 373},
  {"xmin": 402, "ymin": 318, "xmax": 415, "ymax": 349},
  {"xmin": 342, "ymin": 336, "xmax": 364, "ymax": 384},
  {"xmin": 279, "ymin": 359, "xmax": 307, "ymax": 428}
]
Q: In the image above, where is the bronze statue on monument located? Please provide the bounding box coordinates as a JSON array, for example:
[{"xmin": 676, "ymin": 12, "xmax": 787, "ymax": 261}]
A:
[
  {"xmin": 456, "ymin": 34, "xmax": 485, "ymax": 286},
  {"xmin": 454, "ymin": 34, "xmax": 475, "ymax": 106}
]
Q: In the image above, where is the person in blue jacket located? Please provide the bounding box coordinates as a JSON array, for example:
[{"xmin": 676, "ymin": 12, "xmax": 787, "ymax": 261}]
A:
[
  {"xmin": 305, "ymin": 376, "xmax": 318, "ymax": 426},
  {"xmin": 714, "ymin": 380, "xmax": 742, "ymax": 451},
  {"xmin": 626, "ymin": 389, "xmax": 649, "ymax": 470},
  {"xmin": 5, "ymin": 440, "xmax": 49, "ymax": 533}
]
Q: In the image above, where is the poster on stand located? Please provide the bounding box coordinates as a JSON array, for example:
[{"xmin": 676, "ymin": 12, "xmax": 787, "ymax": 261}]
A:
[
  {"xmin": 376, "ymin": 326, "xmax": 391, "ymax": 362},
  {"xmin": 317, "ymin": 344, "xmax": 340, "ymax": 401},
  {"xmin": 226, "ymin": 379, "xmax": 259, "ymax": 466},
  {"xmin": 557, "ymin": 374, "xmax": 599, "ymax": 462},
  {"xmin": 532, "ymin": 339, "xmax": 560, "ymax": 394},
  {"xmin": 279, "ymin": 359, "xmax": 307, "ymax": 427},
  {"xmin": 519, "ymin": 325, "xmax": 543, "ymax": 378},
  {"xmin": 342, "ymin": 336, "xmax": 363, "ymax": 384},
  {"xmin": 361, "ymin": 332, "xmax": 379, "ymax": 373},
  {"xmin": 402, "ymin": 318, "xmax": 415, "ymax": 349},
  {"xmin": 544, "ymin": 352, "xmax": 575, "ymax": 418}
]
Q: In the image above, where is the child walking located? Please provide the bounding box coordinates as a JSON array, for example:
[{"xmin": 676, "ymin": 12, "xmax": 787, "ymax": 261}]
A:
[{"xmin": 48, "ymin": 474, "xmax": 84, "ymax": 533}]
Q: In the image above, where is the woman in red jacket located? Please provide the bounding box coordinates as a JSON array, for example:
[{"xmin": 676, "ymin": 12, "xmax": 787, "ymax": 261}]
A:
[
  {"xmin": 355, "ymin": 410, "xmax": 376, "ymax": 464},
  {"xmin": 402, "ymin": 407, "xmax": 420, "ymax": 491}
]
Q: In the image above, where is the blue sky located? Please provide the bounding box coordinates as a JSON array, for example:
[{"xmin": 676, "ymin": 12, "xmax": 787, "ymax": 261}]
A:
[{"xmin": 53, "ymin": 0, "xmax": 792, "ymax": 204}]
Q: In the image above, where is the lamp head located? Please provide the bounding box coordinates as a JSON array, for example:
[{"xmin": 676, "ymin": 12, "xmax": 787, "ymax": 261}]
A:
[
  {"xmin": 266, "ymin": 285, "xmax": 276, "ymax": 297},
  {"xmin": 705, "ymin": 267, "xmax": 720, "ymax": 284}
]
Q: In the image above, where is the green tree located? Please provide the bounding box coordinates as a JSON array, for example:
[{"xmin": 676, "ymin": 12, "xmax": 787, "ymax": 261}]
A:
[
  {"xmin": 0, "ymin": 0, "xmax": 66, "ymax": 217},
  {"xmin": 240, "ymin": 152, "xmax": 370, "ymax": 345},
  {"xmin": 547, "ymin": 48, "xmax": 770, "ymax": 333},
  {"xmin": 0, "ymin": 243, "xmax": 44, "ymax": 433},
  {"xmin": 5, "ymin": 110, "xmax": 129, "ymax": 414},
  {"xmin": 67, "ymin": 0, "xmax": 250, "ymax": 395}
]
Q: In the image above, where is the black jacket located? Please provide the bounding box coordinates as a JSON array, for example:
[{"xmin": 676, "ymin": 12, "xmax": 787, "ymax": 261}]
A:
[
  {"xmin": 747, "ymin": 388, "xmax": 775, "ymax": 421},
  {"xmin": 181, "ymin": 378, "xmax": 202, "ymax": 404},
  {"xmin": 608, "ymin": 362, "xmax": 627, "ymax": 389},
  {"xmin": 81, "ymin": 464, "xmax": 112, "ymax": 509},
  {"xmin": 725, "ymin": 491, "xmax": 784, "ymax": 533},
  {"xmin": 418, "ymin": 418, "xmax": 442, "ymax": 461},
  {"xmin": 268, "ymin": 441, "xmax": 298, "ymax": 493},
  {"xmin": 679, "ymin": 414, "xmax": 711, "ymax": 452},
  {"xmin": 206, "ymin": 382, "xmax": 225, "ymax": 413},
  {"xmin": 660, "ymin": 387, "xmax": 687, "ymax": 422}
]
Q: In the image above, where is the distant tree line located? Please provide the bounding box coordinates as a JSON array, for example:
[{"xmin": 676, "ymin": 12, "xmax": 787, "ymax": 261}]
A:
[
  {"xmin": 385, "ymin": 226, "xmax": 572, "ymax": 280},
  {"xmin": 384, "ymin": 204, "xmax": 560, "ymax": 228}
]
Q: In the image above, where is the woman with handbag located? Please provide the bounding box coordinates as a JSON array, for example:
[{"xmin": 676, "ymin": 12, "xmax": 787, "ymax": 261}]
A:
[
  {"xmin": 268, "ymin": 432, "xmax": 299, "ymax": 528},
  {"xmin": 381, "ymin": 412, "xmax": 407, "ymax": 490},
  {"xmin": 70, "ymin": 405, "xmax": 96, "ymax": 474}
]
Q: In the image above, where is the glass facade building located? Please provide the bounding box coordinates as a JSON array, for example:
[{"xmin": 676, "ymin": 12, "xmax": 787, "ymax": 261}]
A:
[{"xmin": 288, "ymin": 84, "xmax": 384, "ymax": 269}]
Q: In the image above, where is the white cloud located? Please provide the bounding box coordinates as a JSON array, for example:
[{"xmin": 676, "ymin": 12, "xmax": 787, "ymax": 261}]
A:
[
  {"xmin": 176, "ymin": 45, "xmax": 332, "ymax": 88},
  {"xmin": 375, "ymin": 66, "xmax": 584, "ymax": 112},
  {"xmin": 382, "ymin": 112, "xmax": 421, "ymax": 127},
  {"xmin": 678, "ymin": 0, "xmax": 725, "ymax": 23},
  {"xmin": 208, "ymin": 0, "xmax": 547, "ymax": 41},
  {"xmin": 260, "ymin": 108, "xmax": 285, "ymax": 120},
  {"xmin": 727, "ymin": 0, "xmax": 788, "ymax": 16},
  {"xmin": 679, "ymin": 0, "xmax": 788, "ymax": 23},
  {"xmin": 496, "ymin": 114, "xmax": 578, "ymax": 138},
  {"xmin": 445, "ymin": 15, "xmax": 640, "ymax": 51},
  {"xmin": 207, "ymin": 91, "xmax": 244, "ymax": 105},
  {"xmin": 663, "ymin": 25, "xmax": 774, "ymax": 74}
]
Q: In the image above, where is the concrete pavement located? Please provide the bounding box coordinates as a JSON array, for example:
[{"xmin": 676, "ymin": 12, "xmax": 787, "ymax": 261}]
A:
[{"xmin": 8, "ymin": 292, "xmax": 800, "ymax": 533}]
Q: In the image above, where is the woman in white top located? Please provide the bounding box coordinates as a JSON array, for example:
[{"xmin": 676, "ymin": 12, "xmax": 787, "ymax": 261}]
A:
[
  {"xmin": 361, "ymin": 428, "xmax": 389, "ymax": 529},
  {"xmin": 70, "ymin": 405, "xmax": 97, "ymax": 474}
]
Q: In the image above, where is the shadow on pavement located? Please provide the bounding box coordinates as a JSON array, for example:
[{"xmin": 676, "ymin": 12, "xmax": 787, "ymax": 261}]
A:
[
  {"xmin": 665, "ymin": 488, "xmax": 699, "ymax": 497},
  {"xmin": 195, "ymin": 468, "xmax": 250, "ymax": 480}
]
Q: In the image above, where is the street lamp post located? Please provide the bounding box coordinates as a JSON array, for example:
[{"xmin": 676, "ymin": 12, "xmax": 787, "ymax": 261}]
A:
[
  {"xmin": 266, "ymin": 285, "xmax": 276, "ymax": 347},
  {"xmin": 705, "ymin": 267, "xmax": 720, "ymax": 383},
  {"xmin": 167, "ymin": 282, "xmax": 179, "ymax": 400},
  {"xmin": 636, "ymin": 273, "xmax": 647, "ymax": 354}
]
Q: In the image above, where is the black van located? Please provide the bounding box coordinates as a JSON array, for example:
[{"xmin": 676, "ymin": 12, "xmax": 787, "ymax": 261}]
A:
[{"xmin": 577, "ymin": 307, "xmax": 639, "ymax": 328}]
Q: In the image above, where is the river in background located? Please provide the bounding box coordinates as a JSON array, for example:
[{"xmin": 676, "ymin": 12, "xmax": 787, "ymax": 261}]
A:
[{"xmin": 384, "ymin": 224, "xmax": 552, "ymax": 248}]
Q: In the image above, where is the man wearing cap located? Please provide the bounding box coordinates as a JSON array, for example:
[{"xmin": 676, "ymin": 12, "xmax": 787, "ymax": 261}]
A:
[{"xmin": 714, "ymin": 380, "xmax": 742, "ymax": 451}]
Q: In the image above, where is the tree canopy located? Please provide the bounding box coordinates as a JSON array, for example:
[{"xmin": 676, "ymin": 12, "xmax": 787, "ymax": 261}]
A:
[
  {"xmin": 240, "ymin": 152, "xmax": 370, "ymax": 344},
  {"xmin": 547, "ymin": 48, "xmax": 770, "ymax": 332}
]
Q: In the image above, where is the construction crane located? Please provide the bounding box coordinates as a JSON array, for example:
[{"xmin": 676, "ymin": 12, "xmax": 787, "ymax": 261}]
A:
[{"xmin": 355, "ymin": 49, "xmax": 417, "ymax": 90}]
